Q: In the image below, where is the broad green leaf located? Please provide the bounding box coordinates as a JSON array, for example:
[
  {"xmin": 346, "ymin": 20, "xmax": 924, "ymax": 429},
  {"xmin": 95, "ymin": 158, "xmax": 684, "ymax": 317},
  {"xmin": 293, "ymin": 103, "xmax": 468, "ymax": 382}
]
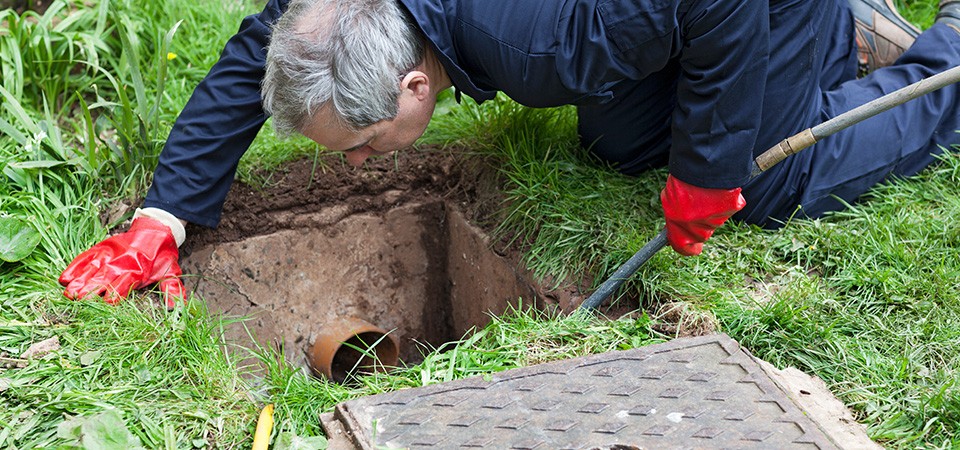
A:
[
  {"xmin": 76, "ymin": 410, "xmax": 146, "ymax": 450},
  {"xmin": 0, "ymin": 117, "xmax": 28, "ymax": 145},
  {"xmin": 3, "ymin": 165, "xmax": 30, "ymax": 188},
  {"xmin": 273, "ymin": 432, "xmax": 328, "ymax": 450},
  {"xmin": 0, "ymin": 217, "xmax": 41, "ymax": 262},
  {"xmin": 8, "ymin": 160, "xmax": 68, "ymax": 169},
  {"xmin": 79, "ymin": 350, "xmax": 102, "ymax": 366},
  {"xmin": 56, "ymin": 416, "xmax": 84, "ymax": 442},
  {"xmin": 0, "ymin": 85, "xmax": 39, "ymax": 135}
]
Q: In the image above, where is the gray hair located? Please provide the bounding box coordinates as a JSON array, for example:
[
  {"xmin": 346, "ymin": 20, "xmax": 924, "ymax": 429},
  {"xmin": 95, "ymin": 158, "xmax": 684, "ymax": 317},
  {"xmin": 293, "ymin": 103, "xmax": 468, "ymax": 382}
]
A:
[{"xmin": 261, "ymin": 0, "xmax": 425, "ymax": 134}]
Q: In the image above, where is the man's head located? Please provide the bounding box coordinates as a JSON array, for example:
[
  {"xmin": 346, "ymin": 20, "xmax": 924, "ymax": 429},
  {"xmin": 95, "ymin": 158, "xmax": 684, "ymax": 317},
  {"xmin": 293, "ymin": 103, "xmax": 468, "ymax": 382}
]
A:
[{"xmin": 262, "ymin": 0, "xmax": 437, "ymax": 164}]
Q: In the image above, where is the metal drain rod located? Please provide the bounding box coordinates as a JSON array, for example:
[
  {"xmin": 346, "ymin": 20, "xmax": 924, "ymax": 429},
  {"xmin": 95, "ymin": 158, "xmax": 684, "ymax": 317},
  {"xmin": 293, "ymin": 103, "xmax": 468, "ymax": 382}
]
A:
[{"xmin": 579, "ymin": 64, "xmax": 960, "ymax": 311}]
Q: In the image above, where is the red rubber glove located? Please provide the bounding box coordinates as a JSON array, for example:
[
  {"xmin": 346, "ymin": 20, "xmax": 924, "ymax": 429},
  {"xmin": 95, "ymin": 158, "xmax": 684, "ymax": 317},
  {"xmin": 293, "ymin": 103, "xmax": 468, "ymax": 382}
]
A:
[
  {"xmin": 660, "ymin": 174, "xmax": 746, "ymax": 256},
  {"xmin": 59, "ymin": 217, "xmax": 185, "ymax": 307}
]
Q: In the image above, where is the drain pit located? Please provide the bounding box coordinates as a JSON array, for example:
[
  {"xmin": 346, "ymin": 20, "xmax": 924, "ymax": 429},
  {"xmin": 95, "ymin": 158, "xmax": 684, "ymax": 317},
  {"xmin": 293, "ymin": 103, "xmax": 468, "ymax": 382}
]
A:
[{"xmin": 180, "ymin": 200, "xmax": 544, "ymax": 373}]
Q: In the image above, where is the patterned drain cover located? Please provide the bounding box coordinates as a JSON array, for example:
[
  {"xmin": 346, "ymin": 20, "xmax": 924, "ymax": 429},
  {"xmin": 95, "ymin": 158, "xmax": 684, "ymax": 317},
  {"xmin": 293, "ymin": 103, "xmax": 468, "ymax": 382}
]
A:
[{"xmin": 320, "ymin": 334, "xmax": 840, "ymax": 449}]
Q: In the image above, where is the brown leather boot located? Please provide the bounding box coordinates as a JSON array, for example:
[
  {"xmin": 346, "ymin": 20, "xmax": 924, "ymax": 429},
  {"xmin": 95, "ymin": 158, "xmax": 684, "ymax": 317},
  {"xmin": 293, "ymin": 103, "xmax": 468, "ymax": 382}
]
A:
[
  {"xmin": 938, "ymin": 0, "xmax": 960, "ymax": 34},
  {"xmin": 849, "ymin": 0, "xmax": 921, "ymax": 74}
]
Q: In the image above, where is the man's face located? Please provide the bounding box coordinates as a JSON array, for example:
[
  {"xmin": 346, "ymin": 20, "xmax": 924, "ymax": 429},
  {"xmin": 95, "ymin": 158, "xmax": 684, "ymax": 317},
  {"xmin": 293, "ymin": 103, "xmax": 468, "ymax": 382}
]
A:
[{"xmin": 301, "ymin": 72, "xmax": 436, "ymax": 166}]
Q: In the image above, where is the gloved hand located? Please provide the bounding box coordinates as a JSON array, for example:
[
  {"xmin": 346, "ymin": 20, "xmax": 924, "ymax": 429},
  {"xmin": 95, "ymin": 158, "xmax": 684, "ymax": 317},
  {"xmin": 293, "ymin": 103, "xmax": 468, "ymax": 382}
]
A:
[
  {"xmin": 660, "ymin": 174, "xmax": 746, "ymax": 256},
  {"xmin": 59, "ymin": 216, "xmax": 185, "ymax": 307}
]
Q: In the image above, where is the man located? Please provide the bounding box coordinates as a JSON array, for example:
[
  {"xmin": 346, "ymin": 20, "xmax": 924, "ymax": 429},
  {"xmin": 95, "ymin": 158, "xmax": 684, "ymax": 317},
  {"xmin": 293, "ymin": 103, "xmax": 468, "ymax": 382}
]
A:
[{"xmin": 59, "ymin": 0, "xmax": 960, "ymax": 306}]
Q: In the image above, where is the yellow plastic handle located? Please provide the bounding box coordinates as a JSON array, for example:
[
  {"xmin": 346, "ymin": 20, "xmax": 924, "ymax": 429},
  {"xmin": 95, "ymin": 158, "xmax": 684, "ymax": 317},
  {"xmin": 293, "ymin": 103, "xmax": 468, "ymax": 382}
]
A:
[{"xmin": 252, "ymin": 404, "xmax": 275, "ymax": 450}]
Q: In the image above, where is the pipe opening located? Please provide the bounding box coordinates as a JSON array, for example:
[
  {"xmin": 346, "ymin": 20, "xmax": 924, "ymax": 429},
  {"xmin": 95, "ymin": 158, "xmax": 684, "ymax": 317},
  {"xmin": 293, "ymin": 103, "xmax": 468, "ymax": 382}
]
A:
[
  {"xmin": 326, "ymin": 331, "xmax": 399, "ymax": 383},
  {"xmin": 308, "ymin": 317, "xmax": 401, "ymax": 382}
]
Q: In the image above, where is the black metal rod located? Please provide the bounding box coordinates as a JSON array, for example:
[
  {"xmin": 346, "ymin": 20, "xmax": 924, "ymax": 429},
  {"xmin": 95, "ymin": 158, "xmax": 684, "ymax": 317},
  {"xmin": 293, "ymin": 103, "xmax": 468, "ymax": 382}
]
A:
[{"xmin": 579, "ymin": 229, "xmax": 668, "ymax": 310}]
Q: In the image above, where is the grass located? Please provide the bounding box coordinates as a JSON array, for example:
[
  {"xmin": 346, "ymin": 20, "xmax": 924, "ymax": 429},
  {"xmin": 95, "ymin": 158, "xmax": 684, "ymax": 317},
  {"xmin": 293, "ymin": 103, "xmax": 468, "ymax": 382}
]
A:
[
  {"xmin": 428, "ymin": 88, "xmax": 960, "ymax": 447},
  {"xmin": 425, "ymin": 99, "xmax": 667, "ymax": 286},
  {"xmin": 1, "ymin": 0, "xmax": 958, "ymax": 448},
  {"xmin": 437, "ymin": 105, "xmax": 960, "ymax": 447},
  {"xmin": 236, "ymin": 122, "xmax": 327, "ymax": 190},
  {"xmin": 2, "ymin": 300, "xmax": 253, "ymax": 448},
  {"xmin": 716, "ymin": 161, "xmax": 960, "ymax": 445}
]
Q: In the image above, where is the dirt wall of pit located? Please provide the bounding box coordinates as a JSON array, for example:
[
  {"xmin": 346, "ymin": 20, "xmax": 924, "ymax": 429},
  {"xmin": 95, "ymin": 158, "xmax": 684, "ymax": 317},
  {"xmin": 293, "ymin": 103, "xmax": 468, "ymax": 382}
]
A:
[{"xmin": 180, "ymin": 200, "xmax": 545, "ymax": 368}]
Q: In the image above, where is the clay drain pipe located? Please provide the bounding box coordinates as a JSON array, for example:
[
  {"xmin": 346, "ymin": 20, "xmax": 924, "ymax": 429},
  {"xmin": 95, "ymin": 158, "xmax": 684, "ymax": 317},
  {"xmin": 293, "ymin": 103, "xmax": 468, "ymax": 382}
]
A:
[{"xmin": 308, "ymin": 317, "xmax": 400, "ymax": 383}]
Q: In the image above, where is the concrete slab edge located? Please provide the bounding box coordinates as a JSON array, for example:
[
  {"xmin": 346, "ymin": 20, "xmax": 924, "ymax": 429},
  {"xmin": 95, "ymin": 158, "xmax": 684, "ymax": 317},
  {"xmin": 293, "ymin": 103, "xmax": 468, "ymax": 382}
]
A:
[{"xmin": 753, "ymin": 357, "xmax": 881, "ymax": 450}]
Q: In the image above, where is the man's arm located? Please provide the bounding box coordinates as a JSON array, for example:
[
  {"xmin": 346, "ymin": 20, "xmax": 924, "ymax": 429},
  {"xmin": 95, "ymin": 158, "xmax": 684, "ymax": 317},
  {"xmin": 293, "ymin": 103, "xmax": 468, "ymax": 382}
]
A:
[
  {"xmin": 144, "ymin": 0, "xmax": 289, "ymax": 227},
  {"xmin": 660, "ymin": 0, "xmax": 768, "ymax": 255},
  {"xmin": 59, "ymin": 0, "xmax": 289, "ymax": 304},
  {"xmin": 669, "ymin": 0, "xmax": 769, "ymax": 188}
]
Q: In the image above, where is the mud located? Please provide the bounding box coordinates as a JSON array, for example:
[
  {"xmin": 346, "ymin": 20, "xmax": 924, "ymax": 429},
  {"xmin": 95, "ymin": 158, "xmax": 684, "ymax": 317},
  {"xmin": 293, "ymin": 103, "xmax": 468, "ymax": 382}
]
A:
[{"xmin": 179, "ymin": 149, "xmax": 578, "ymax": 371}]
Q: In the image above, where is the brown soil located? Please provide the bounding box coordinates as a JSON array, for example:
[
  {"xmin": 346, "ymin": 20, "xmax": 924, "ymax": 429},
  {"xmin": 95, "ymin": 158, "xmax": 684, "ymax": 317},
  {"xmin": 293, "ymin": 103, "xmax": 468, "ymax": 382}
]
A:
[
  {"xmin": 178, "ymin": 148, "xmax": 591, "ymax": 373},
  {"xmin": 167, "ymin": 145, "xmax": 717, "ymax": 379},
  {"xmin": 1, "ymin": 0, "xmax": 52, "ymax": 15},
  {"xmin": 184, "ymin": 148, "xmax": 471, "ymax": 246}
]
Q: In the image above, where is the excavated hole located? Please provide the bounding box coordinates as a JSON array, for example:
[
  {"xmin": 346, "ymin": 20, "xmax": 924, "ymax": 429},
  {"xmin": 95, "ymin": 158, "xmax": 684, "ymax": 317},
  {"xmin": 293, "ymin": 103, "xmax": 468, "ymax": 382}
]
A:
[{"xmin": 180, "ymin": 199, "xmax": 547, "ymax": 371}]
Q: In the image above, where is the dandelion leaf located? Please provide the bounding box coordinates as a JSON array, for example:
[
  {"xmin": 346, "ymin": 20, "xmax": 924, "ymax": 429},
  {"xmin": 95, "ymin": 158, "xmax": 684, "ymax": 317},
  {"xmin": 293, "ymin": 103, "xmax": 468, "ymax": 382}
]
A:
[
  {"xmin": 56, "ymin": 410, "xmax": 145, "ymax": 450},
  {"xmin": 0, "ymin": 217, "xmax": 41, "ymax": 262}
]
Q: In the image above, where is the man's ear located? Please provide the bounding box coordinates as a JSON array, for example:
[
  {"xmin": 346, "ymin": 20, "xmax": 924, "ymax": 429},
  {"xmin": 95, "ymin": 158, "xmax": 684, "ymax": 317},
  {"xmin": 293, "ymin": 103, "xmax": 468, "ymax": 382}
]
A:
[{"xmin": 400, "ymin": 70, "xmax": 431, "ymax": 100}]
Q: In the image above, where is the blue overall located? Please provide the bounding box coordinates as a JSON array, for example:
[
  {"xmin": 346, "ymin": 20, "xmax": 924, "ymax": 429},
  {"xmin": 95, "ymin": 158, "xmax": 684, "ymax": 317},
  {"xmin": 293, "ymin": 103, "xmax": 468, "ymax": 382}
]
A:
[{"xmin": 144, "ymin": 0, "xmax": 960, "ymax": 229}]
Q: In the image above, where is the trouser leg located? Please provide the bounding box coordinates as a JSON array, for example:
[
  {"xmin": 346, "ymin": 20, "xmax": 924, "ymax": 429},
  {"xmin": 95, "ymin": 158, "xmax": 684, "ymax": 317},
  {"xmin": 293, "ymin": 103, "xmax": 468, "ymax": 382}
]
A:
[
  {"xmin": 740, "ymin": 21, "xmax": 960, "ymax": 227},
  {"xmin": 805, "ymin": 24, "xmax": 960, "ymax": 217},
  {"xmin": 736, "ymin": 0, "xmax": 858, "ymax": 225},
  {"xmin": 576, "ymin": 0, "xmax": 842, "ymax": 197}
]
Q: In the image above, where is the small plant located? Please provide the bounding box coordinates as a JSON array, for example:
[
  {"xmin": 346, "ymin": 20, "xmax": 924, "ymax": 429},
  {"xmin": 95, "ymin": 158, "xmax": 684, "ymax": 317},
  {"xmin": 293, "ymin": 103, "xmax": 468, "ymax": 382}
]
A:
[
  {"xmin": 0, "ymin": 216, "xmax": 41, "ymax": 262},
  {"xmin": 57, "ymin": 409, "xmax": 146, "ymax": 450},
  {"xmin": 75, "ymin": 15, "xmax": 183, "ymax": 198},
  {"xmin": 0, "ymin": 1, "xmax": 110, "ymax": 111}
]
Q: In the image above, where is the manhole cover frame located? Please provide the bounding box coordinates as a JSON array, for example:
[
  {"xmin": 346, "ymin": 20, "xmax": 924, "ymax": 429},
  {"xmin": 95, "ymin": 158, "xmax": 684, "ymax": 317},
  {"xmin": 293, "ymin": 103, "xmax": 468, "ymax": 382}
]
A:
[{"xmin": 320, "ymin": 334, "xmax": 843, "ymax": 449}]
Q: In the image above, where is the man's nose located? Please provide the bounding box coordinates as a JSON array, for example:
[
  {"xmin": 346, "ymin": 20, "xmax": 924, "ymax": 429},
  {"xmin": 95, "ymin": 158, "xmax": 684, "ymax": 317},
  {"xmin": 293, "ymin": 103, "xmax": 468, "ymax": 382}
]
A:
[{"xmin": 345, "ymin": 146, "xmax": 373, "ymax": 167}]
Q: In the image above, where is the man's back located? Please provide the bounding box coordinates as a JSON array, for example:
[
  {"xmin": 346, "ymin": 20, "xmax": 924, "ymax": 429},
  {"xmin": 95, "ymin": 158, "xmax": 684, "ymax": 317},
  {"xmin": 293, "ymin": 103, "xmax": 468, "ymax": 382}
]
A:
[{"xmin": 401, "ymin": 0, "xmax": 686, "ymax": 107}]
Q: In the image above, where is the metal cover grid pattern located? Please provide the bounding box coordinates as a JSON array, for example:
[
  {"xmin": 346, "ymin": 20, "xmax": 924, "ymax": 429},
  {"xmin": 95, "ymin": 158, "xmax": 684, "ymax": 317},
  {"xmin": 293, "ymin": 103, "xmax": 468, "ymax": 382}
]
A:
[{"xmin": 326, "ymin": 334, "xmax": 839, "ymax": 449}]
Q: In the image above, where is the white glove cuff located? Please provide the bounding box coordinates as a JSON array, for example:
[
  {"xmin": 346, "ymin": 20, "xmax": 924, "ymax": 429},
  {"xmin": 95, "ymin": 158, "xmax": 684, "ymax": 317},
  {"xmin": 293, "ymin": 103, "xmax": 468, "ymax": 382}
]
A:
[{"xmin": 133, "ymin": 207, "xmax": 186, "ymax": 247}]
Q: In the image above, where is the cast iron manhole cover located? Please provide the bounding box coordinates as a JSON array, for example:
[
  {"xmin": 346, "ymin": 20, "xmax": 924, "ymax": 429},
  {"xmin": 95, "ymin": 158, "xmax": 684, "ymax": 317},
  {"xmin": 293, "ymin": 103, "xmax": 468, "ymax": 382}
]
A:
[{"xmin": 320, "ymin": 334, "xmax": 841, "ymax": 449}]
